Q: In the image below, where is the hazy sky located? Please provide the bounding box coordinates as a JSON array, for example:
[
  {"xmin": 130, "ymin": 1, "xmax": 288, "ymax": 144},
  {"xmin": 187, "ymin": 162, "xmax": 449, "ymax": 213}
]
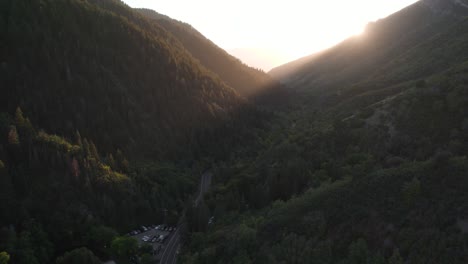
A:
[{"xmin": 123, "ymin": 0, "xmax": 419, "ymax": 70}]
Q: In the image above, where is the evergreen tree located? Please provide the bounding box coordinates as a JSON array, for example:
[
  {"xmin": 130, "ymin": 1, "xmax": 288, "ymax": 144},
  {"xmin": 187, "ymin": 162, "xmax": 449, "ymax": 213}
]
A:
[
  {"xmin": 106, "ymin": 154, "xmax": 116, "ymax": 170},
  {"xmin": 7, "ymin": 126, "xmax": 19, "ymax": 146},
  {"xmin": 115, "ymin": 149, "xmax": 129, "ymax": 172},
  {"xmin": 83, "ymin": 139, "xmax": 91, "ymax": 157},
  {"xmin": 12, "ymin": 108, "xmax": 34, "ymax": 154},
  {"xmin": 75, "ymin": 131, "xmax": 83, "ymax": 148},
  {"xmin": 90, "ymin": 142, "xmax": 100, "ymax": 162},
  {"xmin": 14, "ymin": 108, "xmax": 25, "ymax": 128}
]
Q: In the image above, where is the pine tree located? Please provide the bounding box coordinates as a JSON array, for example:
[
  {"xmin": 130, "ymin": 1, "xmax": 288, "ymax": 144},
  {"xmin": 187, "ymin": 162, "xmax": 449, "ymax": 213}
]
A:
[
  {"xmin": 107, "ymin": 154, "xmax": 116, "ymax": 169},
  {"xmin": 14, "ymin": 107, "xmax": 25, "ymax": 127},
  {"xmin": 75, "ymin": 131, "xmax": 83, "ymax": 147},
  {"xmin": 90, "ymin": 142, "xmax": 100, "ymax": 162},
  {"xmin": 115, "ymin": 149, "xmax": 129, "ymax": 172},
  {"xmin": 7, "ymin": 126, "xmax": 19, "ymax": 145},
  {"xmin": 14, "ymin": 108, "xmax": 34, "ymax": 148},
  {"xmin": 83, "ymin": 139, "xmax": 91, "ymax": 157}
]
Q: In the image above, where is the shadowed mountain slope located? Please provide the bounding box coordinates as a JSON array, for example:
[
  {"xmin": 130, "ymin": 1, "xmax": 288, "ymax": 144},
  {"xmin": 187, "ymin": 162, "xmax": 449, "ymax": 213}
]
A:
[
  {"xmin": 136, "ymin": 8, "xmax": 285, "ymax": 101},
  {"xmin": 1, "ymin": 0, "xmax": 250, "ymax": 158}
]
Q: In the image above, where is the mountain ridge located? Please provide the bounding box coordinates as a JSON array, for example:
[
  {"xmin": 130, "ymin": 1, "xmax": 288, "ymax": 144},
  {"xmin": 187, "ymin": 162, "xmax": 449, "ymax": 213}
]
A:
[
  {"xmin": 2, "ymin": 0, "xmax": 468, "ymax": 263},
  {"xmin": 1, "ymin": 0, "xmax": 255, "ymax": 159},
  {"xmin": 269, "ymin": 0, "xmax": 468, "ymax": 97},
  {"xmin": 135, "ymin": 8, "xmax": 285, "ymax": 101}
]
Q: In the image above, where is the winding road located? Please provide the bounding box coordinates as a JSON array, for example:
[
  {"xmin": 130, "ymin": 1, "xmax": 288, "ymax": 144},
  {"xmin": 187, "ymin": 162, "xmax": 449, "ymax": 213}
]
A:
[{"xmin": 159, "ymin": 171, "xmax": 212, "ymax": 264}]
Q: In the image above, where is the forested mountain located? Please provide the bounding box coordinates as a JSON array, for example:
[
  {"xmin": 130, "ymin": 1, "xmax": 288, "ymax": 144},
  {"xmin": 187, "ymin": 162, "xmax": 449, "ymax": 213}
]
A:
[
  {"xmin": 0, "ymin": 0, "xmax": 262, "ymax": 159},
  {"xmin": 180, "ymin": 0, "xmax": 468, "ymax": 263},
  {"xmin": 269, "ymin": 0, "xmax": 468, "ymax": 96},
  {"xmin": 0, "ymin": 0, "xmax": 275, "ymax": 263},
  {"xmin": 135, "ymin": 8, "xmax": 284, "ymax": 100},
  {"xmin": 1, "ymin": 0, "xmax": 468, "ymax": 263}
]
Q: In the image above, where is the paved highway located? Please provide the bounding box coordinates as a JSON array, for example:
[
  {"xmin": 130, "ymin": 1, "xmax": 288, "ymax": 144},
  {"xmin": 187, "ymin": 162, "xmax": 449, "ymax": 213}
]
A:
[
  {"xmin": 195, "ymin": 171, "xmax": 212, "ymax": 205},
  {"xmin": 160, "ymin": 171, "xmax": 212, "ymax": 264}
]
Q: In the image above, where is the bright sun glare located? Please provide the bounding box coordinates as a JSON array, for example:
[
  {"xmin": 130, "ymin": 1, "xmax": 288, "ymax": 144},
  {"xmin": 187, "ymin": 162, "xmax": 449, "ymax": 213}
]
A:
[{"xmin": 123, "ymin": 0, "xmax": 419, "ymax": 70}]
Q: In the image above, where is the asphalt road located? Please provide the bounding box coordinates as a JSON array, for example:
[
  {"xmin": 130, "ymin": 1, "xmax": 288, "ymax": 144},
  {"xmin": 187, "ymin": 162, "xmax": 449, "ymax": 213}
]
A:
[
  {"xmin": 160, "ymin": 171, "xmax": 212, "ymax": 264},
  {"xmin": 195, "ymin": 171, "xmax": 212, "ymax": 206}
]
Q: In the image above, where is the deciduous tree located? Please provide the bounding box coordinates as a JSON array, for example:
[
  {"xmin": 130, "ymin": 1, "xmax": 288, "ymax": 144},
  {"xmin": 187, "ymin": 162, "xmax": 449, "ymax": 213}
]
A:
[{"xmin": 56, "ymin": 247, "xmax": 101, "ymax": 264}]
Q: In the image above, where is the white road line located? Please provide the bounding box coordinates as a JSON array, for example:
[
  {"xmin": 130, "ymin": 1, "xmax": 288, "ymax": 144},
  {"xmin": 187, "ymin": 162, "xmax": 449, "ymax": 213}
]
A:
[
  {"xmin": 169, "ymin": 236, "xmax": 180, "ymax": 264},
  {"xmin": 161, "ymin": 228, "xmax": 180, "ymax": 263}
]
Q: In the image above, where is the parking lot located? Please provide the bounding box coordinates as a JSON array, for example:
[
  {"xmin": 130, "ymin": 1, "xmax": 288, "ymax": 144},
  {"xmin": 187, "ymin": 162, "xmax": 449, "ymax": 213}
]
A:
[{"xmin": 129, "ymin": 226, "xmax": 174, "ymax": 257}]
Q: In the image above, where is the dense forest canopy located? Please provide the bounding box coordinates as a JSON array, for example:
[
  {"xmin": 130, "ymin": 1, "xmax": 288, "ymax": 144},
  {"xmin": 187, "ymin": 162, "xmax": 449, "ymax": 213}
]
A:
[
  {"xmin": 0, "ymin": 0, "xmax": 272, "ymax": 160},
  {"xmin": 0, "ymin": 0, "xmax": 276, "ymax": 262},
  {"xmin": 180, "ymin": 0, "xmax": 468, "ymax": 263},
  {"xmin": 1, "ymin": 0, "xmax": 468, "ymax": 263}
]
